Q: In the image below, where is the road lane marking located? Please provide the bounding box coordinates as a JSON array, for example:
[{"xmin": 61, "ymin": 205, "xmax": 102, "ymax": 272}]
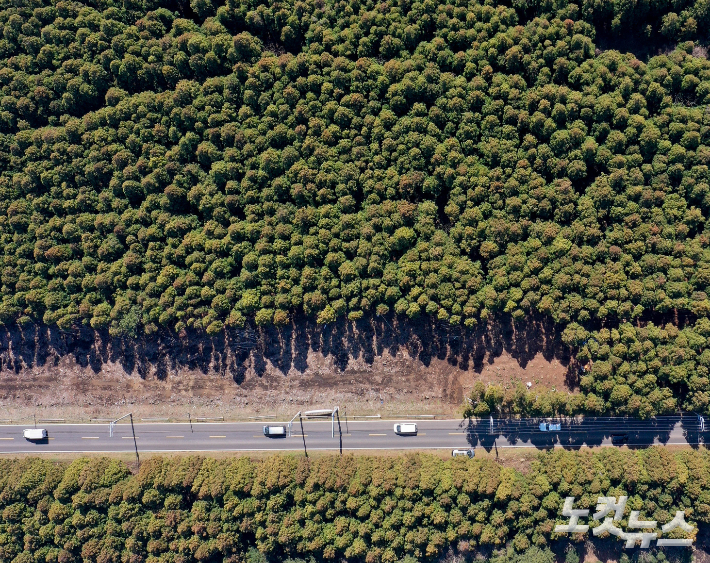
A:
[
  {"xmin": 290, "ymin": 434, "xmax": 308, "ymax": 437},
  {"xmin": 0, "ymin": 437, "xmax": 13, "ymax": 440},
  {"xmin": 122, "ymin": 437, "xmax": 138, "ymax": 439},
  {"xmin": 369, "ymin": 433, "xmax": 386, "ymax": 436},
  {"xmin": 209, "ymin": 435, "xmax": 227, "ymax": 438},
  {"xmin": 82, "ymin": 437, "xmax": 99, "ymax": 439},
  {"xmin": 48, "ymin": 438, "xmax": 54, "ymax": 440},
  {"xmin": 449, "ymin": 432, "xmax": 465, "ymax": 435},
  {"xmin": 166, "ymin": 436, "xmax": 184, "ymax": 438},
  {"xmin": 419, "ymin": 433, "xmax": 426, "ymax": 436}
]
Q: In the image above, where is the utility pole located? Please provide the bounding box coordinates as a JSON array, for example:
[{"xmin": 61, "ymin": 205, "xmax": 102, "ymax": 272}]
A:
[
  {"xmin": 129, "ymin": 414, "xmax": 139, "ymax": 467},
  {"xmin": 336, "ymin": 408, "xmax": 343, "ymax": 455},
  {"xmin": 299, "ymin": 412, "xmax": 307, "ymax": 458},
  {"xmin": 109, "ymin": 413, "xmax": 139, "ymax": 467}
]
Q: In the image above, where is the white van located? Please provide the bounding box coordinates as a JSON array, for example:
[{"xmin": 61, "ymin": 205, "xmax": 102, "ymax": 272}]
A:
[
  {"xmin": 23, "ymin": 429, "xmax": 48, "ymax": 441},
  {"xmin": 393, "ymin": 423, "xmax": 417, "ymax": 435},
  {"xmin": 452, "ymin": 449, "xmax": 475, "ymax": 458},
  {"xmin": 263, "ymin": 425, "xmax": 286, "ymax": 437}
]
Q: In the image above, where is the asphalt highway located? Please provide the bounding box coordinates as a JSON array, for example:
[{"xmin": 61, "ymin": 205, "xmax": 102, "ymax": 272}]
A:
[{"xmin": 0, "ymin": 415, "xmax": 704, "ymax": 454}]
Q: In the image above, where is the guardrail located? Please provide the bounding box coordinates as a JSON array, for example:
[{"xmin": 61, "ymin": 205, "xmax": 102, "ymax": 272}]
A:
[
  {"xmin": 0, "ymin": 418, "xmax": 67, "ymax": 424},
  {"xmin": 195, "ymin": 417, "xmax": 224, "ymax": 422},
  {"xmin": 392, "ymin": 414, "xmax": 437, "ymax": 419},
  {"xmin": 141, "ymin": 418, "xmax": 169, "ymax": 421},
  {"xmin": 248, "ymin": 416, "xmax": 276, "ymax": 420}
]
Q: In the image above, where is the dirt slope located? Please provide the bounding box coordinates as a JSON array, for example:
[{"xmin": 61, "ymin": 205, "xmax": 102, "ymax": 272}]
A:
[{"xmin": 0, "ymin": 314, "xmax": 574, "ymax": 421}]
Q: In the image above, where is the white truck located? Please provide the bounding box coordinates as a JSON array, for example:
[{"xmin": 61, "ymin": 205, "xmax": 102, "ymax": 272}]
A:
[
  {"xmin": 23, "ymin": 429, "xmax": 48, "ymax": 441},
  {"xmin": 452, "ymin": 449, "xmax": 475, "ymax": 458},
  {"xmin": 393, "ymin": 423, "xmax": 417, "ymax": 435},
  {"xmin": 263, "ymin": 425, "xmax": 286, "ymax": 437},
  {"xmin": 539, "ymin": 422, "xmax": 561, "ymax": 431}
]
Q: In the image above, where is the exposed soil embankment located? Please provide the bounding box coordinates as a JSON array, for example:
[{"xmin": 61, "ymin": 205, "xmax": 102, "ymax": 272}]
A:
[{"xmin": 0, "ymin": 314, "xmax": 575, "ymax": 421}]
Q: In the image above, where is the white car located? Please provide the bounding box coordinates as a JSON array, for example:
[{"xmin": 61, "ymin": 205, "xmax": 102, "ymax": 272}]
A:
[
  {"xmin": 539, "ymin": 422, "xmax": 561, "ymax": 431},
  {"xmin": 452, "ymin": 449, "xmax": 475, "ymax": 458},
  {"xmin": 23, "ymin": 429, "xmax": 48, "ymax": 441},
  {"xmin": 393, "ymin": 423, "xmax": 417, "ymax": 435},
  {"xmin": 263, "ymin": 425, "xmax": 286, "ymax": 437}
]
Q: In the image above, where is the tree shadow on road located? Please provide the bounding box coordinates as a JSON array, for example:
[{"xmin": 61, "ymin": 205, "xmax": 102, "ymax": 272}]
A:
[{"xmin": 461, "ymin": 415, "xmax": 697, "ymax": 453}]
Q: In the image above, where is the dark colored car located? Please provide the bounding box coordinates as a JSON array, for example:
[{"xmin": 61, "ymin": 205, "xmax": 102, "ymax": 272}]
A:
[{"xmin": 611, "ymin": 433, "xmax": 628, "ymax": 446}]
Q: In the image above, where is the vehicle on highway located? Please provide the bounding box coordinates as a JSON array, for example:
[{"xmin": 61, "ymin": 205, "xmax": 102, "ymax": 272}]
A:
[
  {"xmin": 611, "ymin": 433, "xmax": 628, "ymax": 446},
  {"xmin": 452, "ymin": 449, "xmax": 475, "ymax": 458},
  {"xmin": 393, "ymin": 423, "xmax": 417, "ymax": 435},
  {"xmin": 23, "ymin": 428, "xmax": 48, "ymax": 441},
  {"xmin": 263, "ymin": 425, "xmax": 287, "ymax": 437},
  {"xmin": 539, "ymin": 422, "xmax": 561, "ymax": 431}
]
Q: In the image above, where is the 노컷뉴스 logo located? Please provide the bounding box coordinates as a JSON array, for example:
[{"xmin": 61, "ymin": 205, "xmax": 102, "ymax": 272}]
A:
[{"xmin": 555, "ymin": 496, "xmax": 695, "ymax": 549}]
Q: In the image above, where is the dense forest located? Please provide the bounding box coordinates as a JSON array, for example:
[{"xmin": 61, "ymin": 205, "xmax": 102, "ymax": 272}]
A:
[
  {"xmin": 0, "ymin": 451, "xmax": 703, "ymax": 563},
  {"xmin": 1, "ymin": 0, "xmax": 710, "ymax": 414}
]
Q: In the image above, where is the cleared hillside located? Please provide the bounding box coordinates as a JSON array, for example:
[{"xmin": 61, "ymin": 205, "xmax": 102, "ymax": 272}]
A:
[{"xmin": 1, "ymin": 0, "xmax": 710, "ymax": 415}]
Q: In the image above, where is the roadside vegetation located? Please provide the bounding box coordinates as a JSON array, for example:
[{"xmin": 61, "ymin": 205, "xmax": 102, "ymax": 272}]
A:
[
  {"xmin": 1, "ymin": 0, "xmax": 710, "ymax": 416},
  {"xmin": 0, "ymin": 450, "xmax": 704, "ymax": 562},
  {"xmin": 463, "ymin": 318, "xmax": 710, "ymax": 418}
]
